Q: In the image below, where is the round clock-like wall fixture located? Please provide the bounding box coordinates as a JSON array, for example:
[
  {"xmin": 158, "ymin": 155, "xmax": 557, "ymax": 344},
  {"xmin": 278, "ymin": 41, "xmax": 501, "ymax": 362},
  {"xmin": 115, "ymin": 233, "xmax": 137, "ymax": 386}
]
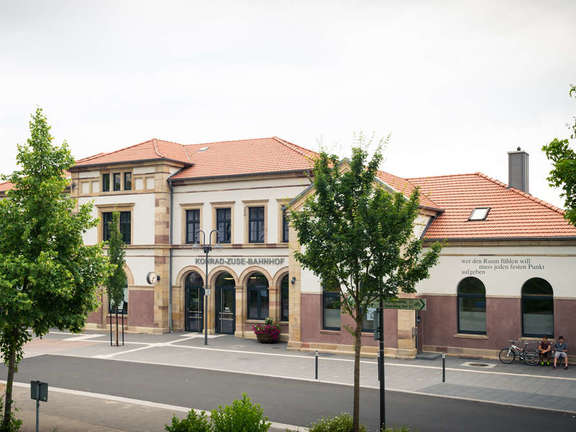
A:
[{"xmin": 146, "ymin": 272, "xmax": 160, "ymax": 285}]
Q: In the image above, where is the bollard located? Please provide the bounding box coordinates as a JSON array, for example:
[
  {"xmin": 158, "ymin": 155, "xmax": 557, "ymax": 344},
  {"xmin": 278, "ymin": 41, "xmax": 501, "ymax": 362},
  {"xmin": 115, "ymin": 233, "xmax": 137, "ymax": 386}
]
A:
[
  {"xmin": 442, "ymin": 353, "xmax": 446, "ymax": 383},
  {"xmin": 315, "ymin": 350, "xmax": 319, "ymax": 380}
]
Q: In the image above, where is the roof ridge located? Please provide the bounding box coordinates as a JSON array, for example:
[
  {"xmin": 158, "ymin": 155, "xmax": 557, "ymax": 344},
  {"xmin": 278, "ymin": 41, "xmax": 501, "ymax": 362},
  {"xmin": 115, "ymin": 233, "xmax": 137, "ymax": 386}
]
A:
[
  {"xmin": 407, "ymin": 172, "xmax": 479, "ymax": 180},
  {"xmin": 183, "ymin": 137, "xmax": 276, "ymax": 147},
  {"xmin": 272, "ymin": 136, "xmax": 319, "ymax": 159},
  {"xmin": 76, "ymin": 152, "xmax": 106, "ymax": 163},
  {"xmin": 474, "ymin": 172, "xmax": 566, "ymax": 216}
]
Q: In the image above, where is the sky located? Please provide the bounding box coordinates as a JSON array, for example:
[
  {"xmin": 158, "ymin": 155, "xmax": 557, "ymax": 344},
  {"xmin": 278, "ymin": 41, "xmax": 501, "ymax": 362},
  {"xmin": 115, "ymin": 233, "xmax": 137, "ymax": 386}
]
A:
[{"xmin": 1, "ymin": 0, "xmax": 575, "ymax": 207}]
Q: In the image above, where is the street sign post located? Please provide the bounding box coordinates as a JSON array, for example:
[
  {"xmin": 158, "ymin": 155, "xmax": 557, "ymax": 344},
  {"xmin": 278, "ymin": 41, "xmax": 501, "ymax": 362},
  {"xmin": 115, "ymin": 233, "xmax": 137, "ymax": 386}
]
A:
[
  {"xmin": 30, "ymin": 380, "xmax": 48, "ymax": 432},
  {"xmin": 382, "ymin": 298, "xmax": 426, "ymax": 311}
]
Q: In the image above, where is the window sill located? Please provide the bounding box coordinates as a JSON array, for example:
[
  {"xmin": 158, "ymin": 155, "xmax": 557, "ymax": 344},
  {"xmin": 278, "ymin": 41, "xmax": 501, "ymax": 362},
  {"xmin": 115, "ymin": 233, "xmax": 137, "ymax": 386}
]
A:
[
  {"xmin": 454, "ymin": 333, "xmax": 488, "ymax": 340},
  {"xmin": 520, "ymin": 336, "xmax": 550, "ymax": 342},
  {"xmin": 246, "ymin": 319, "xmax": 266, "ymax": 324},
  {"xmin": 320, "ymin": 329, "xmax": 341, "ymax": 334}
]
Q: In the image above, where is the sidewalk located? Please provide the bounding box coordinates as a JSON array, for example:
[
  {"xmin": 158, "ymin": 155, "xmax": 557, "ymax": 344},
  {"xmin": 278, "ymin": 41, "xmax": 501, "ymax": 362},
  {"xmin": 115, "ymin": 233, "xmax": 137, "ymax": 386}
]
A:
[
  {"xmin": 23, "ymin": 331, "xmax": 576, "ymax": 414},
  {"xmin": 5, "ymin": 383, "xmax": 303, "ymax": 432}
]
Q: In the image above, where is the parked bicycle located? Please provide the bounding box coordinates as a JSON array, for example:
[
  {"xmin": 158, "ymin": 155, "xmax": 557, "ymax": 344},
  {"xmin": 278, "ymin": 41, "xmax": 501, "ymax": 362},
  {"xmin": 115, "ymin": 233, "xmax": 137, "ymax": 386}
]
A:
[{"xmin": 499, "ymin": 340, "xmax": 539, "ymax": 366}]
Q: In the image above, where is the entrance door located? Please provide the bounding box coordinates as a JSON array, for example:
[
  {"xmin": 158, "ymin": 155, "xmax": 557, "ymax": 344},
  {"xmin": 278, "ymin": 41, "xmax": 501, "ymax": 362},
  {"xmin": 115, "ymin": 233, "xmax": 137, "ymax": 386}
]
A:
[
  {"xmin": 215, "ymin": 272, "xmax": 235, "ymax": 334},
  {"xmin": 185, "ymin": 272, "xmax": 204, "ymax": 332}
]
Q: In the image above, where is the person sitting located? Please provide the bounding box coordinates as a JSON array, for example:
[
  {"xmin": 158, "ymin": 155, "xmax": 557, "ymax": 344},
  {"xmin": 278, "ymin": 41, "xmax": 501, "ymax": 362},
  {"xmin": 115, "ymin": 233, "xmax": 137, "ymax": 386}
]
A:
[
  {"xmin": 553, "ymin": 336, "xmax": 569, "ymax": 370},
  {"xmin": 538, "ymin": 336, "xmax": 552, "ymax": 366}
]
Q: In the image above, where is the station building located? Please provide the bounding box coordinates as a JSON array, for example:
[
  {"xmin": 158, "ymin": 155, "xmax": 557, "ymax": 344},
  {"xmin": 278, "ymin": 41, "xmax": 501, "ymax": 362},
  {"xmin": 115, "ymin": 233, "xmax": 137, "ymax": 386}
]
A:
[{"xmin": 6, "ymin": 137, "xmax": 574, "ymax": 360}]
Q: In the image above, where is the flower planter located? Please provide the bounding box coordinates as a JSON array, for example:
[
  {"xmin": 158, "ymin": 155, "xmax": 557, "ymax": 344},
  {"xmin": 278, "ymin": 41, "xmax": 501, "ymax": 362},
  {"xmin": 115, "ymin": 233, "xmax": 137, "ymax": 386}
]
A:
[
  {"xmin": 256, "ymin": 333, "xmax": 279, "ymax": 344},
  {"xmin": 253, "ymin": 318, "xmax": 281, "ymax": 344}
]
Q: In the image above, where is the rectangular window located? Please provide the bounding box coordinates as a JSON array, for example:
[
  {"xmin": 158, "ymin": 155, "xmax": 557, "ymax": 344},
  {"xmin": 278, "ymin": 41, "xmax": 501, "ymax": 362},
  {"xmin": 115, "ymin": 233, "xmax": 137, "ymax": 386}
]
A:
[
  {"xmin": 119, "ymin": 211, "xmax": 131, "ymax": 244},
  {"xmin": 102, "ymin": 212, "xmax": 113, "ymax": 242},
  {"xmin": 102, "ymin": 173, "xmax": 110, "ymax": 192},
  {"xmin": 216, "ymin": 208, "xmax": 231, "ymax": 244},
  {"xmin": 102, "ymin": 211, "xmax": 131, "ymax": 244},
  {"xmin": 124, "ymin": 172, "xmax": 132, "ymax": 191},
  {"xmin": 362, "ymin": 306, "xmax": 377, "ymax": 332},
  {"xmin": 186, "ymin": 209, "xmax": 201, "ymax": 244},
  {"xmin": 248, "ymin": 206, "xmax": 265, "ymax": 243},
  {"xmin": 282, "ymin": 206, "xmax": 289, "ymax": 243},
  {"xmin": 323, "ymin": 290, "xmax": 341, "ymax": 330},
  {"xmin": 113, "ymin": 173, "xmax": 121, "ymax": 191}
]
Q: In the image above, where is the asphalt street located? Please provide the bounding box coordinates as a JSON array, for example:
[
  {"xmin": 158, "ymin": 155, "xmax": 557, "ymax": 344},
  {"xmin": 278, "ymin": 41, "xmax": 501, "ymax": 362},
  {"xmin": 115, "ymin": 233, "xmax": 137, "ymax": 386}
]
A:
[{"xmin": 4, "ymin": 355, "xmax": 576, "ymax": 432}]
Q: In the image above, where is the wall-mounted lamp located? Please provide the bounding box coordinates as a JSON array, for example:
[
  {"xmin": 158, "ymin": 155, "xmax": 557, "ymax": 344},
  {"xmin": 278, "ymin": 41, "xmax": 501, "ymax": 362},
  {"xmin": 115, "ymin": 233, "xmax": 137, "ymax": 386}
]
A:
[{"xmin": 291, "ymin": 276, "xmax": 296, "ymax": 285}]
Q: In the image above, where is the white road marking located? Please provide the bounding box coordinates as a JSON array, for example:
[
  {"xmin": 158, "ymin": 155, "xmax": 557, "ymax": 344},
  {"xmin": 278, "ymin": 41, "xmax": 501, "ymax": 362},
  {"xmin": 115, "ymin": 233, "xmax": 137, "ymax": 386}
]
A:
[
  {"xmin": 92, "ymin": 334, "xmax": 225, "ymax": 359},
  {"xmin": 63, "ymin": 334, "xmax": 105, "ymax": 342},
  {"xmin": 3, "ymin": 380, "xmax": 308, "ymax": 431}
]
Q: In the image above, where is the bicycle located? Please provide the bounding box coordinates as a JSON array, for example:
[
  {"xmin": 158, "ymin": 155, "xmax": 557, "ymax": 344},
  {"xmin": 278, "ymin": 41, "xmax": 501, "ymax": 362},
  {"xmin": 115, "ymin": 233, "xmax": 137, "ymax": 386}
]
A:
[{"xmin": 499, "ymin": 340, "xmax": 539, "ymax": 366}]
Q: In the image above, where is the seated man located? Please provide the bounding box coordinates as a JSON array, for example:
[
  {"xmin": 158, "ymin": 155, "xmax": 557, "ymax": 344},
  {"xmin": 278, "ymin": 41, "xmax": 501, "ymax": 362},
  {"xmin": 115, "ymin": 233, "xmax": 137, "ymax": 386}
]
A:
[
  {"xmin": 553, "ymin": 336, "xmax": 569, "ymax": 370},
  {"xmin": 538, "ymin": 336, "xmax": 552, "ymax": 366}
]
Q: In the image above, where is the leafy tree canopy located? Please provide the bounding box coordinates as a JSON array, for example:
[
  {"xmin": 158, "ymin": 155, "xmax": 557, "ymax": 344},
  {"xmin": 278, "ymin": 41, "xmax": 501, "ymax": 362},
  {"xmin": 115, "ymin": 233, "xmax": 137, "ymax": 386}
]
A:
[
  {"xmin": 543, "ymin": 85, "xmax": 576, "ymax": 225},
  {"xmin": 290, "ymin": 145, "xmax": 442, "ymax": 322},
  {"xmin": 0, "ymin": 108, "xmax": 110, "ymax": 363},
  {"xmin": 107, "ymin": 212, "xmax": 127, "ymax": 310}
]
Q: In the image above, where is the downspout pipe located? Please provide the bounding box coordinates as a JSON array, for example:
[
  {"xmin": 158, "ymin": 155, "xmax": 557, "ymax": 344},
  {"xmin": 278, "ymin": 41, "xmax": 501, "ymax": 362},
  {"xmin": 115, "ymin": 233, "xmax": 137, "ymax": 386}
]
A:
[{"xmin": 168, "ymin": 177, "xmax": 174, "ymax": 333}]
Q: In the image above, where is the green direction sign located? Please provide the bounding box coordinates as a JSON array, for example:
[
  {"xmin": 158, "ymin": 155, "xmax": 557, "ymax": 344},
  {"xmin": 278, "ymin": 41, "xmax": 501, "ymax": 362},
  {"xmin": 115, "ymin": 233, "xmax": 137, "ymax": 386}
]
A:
[{"xmin": 382, "ymin": 298, "xmax": 426, "ymax": 311}]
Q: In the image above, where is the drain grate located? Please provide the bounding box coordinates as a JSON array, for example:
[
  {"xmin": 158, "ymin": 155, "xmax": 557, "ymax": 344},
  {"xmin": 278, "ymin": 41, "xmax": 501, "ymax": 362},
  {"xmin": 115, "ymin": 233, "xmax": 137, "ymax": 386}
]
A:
[{"xmin": 461, "ymin": 361, "xmax": 496, "ymax": 368}]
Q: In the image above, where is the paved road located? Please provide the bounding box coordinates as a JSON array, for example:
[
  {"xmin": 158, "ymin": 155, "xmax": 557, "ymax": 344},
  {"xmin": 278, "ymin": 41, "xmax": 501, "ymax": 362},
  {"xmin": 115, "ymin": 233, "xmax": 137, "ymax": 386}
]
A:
[{"xmin": 3, "ymin": 355, "xmax": 576, "ymax": 432}]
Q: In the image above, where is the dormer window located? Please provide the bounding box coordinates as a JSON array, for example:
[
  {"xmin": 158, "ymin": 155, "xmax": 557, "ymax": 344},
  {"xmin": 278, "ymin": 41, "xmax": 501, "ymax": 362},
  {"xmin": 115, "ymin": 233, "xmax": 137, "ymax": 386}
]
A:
[{"xmin": 469, "ymin": 207, "xmax": 490, "ymax": 221}]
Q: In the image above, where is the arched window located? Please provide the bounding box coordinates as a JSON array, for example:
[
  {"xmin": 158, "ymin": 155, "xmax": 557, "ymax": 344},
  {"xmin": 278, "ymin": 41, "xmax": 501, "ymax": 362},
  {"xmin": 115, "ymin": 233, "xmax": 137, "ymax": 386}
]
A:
[
  {"xmin": 215, "ymin": 272, "xmax": 236, "ymax": 334},
  {"xmin": 457, "ymin": 277, "xmax": 486, "ymax": 334},
  {"xmin": 185, "ymin": 271, "xmax": 204, "ymax": 332},
  {"xmin": 522, "ymin": 278, "xmax": 554, "ymax": 337},
  {"xmin": 280, "ymin": 274, "xmax": 289, "ymax": 322},
  {"xmin": 247, "ymin": 272, "xmax": 269, "ymax": 320}
]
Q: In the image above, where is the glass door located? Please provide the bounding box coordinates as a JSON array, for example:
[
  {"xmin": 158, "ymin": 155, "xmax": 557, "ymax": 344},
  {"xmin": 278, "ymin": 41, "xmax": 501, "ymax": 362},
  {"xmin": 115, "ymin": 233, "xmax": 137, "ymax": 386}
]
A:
[
  {"xmin": 185, "ymin": 272, "xmax": 204, "ymax": 332},
  {"xmin": 216, "ymin": 286, "xmax": 235, "ymax": 334}
]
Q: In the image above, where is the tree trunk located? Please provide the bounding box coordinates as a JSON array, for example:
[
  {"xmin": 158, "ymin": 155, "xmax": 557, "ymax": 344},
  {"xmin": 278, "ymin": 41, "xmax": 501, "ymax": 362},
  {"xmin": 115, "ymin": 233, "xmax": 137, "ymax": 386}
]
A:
[
  {"xmin": 352, "ymin": 317, "xmax": 362, "ymax": 432},
  {"xmin": 2, "ymin": 346, "xmax": 16, "ymax": 431}
]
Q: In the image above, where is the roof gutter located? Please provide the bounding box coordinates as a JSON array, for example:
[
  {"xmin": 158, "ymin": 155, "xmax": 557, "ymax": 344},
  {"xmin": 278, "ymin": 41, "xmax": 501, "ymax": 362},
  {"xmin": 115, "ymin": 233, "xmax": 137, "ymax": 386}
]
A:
[
  {"xmin": 422, "ymin": 236, "xmax": 576, "ymax": 243},
  {"xmin": 70, "ymin": 158, "xmax": 193, "ymax": 171},
  {"xmin": 169, "ymin": 168, "xmax": 312, "ymax": 184}
]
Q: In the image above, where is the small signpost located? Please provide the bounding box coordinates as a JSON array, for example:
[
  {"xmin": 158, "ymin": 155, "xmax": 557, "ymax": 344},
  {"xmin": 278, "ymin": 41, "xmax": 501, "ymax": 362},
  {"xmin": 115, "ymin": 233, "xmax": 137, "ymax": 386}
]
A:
[
  {"xmin": 375, "ymin": 296, "xmax": 426, "ymax": 429},
  {"xmin": 382, "ymin": 297, "xmax": 427, "ymax": 311},
  {"xmin": 30, "ymin": 380, "xmax": 48, "ymax": 432}
]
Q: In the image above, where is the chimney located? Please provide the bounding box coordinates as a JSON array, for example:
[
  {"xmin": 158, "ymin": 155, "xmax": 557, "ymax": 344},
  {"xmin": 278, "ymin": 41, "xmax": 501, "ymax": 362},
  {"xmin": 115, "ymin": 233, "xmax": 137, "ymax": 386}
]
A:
[{"xmin": 508, "ymin": 147, "xmax": 529, "ymax": 193}]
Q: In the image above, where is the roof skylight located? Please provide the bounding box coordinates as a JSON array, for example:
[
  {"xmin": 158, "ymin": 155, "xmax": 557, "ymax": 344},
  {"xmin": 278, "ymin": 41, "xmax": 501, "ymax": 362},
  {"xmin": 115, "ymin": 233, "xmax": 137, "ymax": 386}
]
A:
[
  {"xmin": 469, "ymin": 207, "xmax": 490, "ymax": 221},
  {"xmin": 198, "ymin": 146, "xmax": 209, "ymax": 152}
]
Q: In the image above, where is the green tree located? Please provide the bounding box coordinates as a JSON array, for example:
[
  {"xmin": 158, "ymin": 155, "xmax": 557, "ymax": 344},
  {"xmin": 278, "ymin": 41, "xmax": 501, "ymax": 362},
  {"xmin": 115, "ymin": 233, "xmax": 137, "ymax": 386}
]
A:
[
  {"xmin": 543, "ymin": 85, "xmax": 576, "ymax": 225},
  {"xmin": 106, "ymin": 211, "xmax": 127, "ymax": 346},
  {"xmin": 0, "ymin": 109, "xmax": 110, "ymax": 430},
  {"xmin": 107, "ymin": 212, "xmax": 127, "ymax": 310},
  {"xmin": 290, "ymin": 142, "xmax": 442, "ymax": 432}
]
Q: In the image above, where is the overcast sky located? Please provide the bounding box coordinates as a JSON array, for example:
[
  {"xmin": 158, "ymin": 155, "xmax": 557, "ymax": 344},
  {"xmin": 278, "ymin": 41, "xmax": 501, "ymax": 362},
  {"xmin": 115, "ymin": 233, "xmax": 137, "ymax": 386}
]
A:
[{"xmin": 1, "ymin": 0, "xmax": 574, "ymax": 206}]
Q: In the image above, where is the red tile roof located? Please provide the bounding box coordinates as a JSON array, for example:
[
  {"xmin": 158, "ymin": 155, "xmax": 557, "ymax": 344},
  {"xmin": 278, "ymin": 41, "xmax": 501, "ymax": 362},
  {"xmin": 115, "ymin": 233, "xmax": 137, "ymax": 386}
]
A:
[
  {"xmin": 74, "ymin": 139, "xmax": 192, "ymax": 167},
  {"xmin": 377, "ymin": 170, "xmax": 440, "ymax": 210},
  {"xmin": 170, "ymin": 137, "xmax": 317, "ymax": 180},
  {"xmin": 409, "ymin": 173, "xmax": 576, "ymax": 240},
  {"xmin": 0, "ymin": 182, "xmax": 13, "ymax": 193}
]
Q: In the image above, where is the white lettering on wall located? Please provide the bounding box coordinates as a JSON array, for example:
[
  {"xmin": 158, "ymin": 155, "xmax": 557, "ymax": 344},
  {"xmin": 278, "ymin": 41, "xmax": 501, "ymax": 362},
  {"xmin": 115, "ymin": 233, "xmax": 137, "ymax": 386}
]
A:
[
  {"xmin": 195, "ymin": 257, "xmax": 286, "ymax": 266},
  {"xmin": 460, "ymin": 256, "xmax": 545, "ymax": 276}
]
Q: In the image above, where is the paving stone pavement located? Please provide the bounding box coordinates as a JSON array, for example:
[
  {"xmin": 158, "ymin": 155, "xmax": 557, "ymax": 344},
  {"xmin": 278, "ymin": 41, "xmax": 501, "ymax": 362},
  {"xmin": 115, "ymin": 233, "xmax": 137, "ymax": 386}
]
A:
[{"xmin": 21, "ymin": 331, "xmax": 576, "ymax": 414}]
